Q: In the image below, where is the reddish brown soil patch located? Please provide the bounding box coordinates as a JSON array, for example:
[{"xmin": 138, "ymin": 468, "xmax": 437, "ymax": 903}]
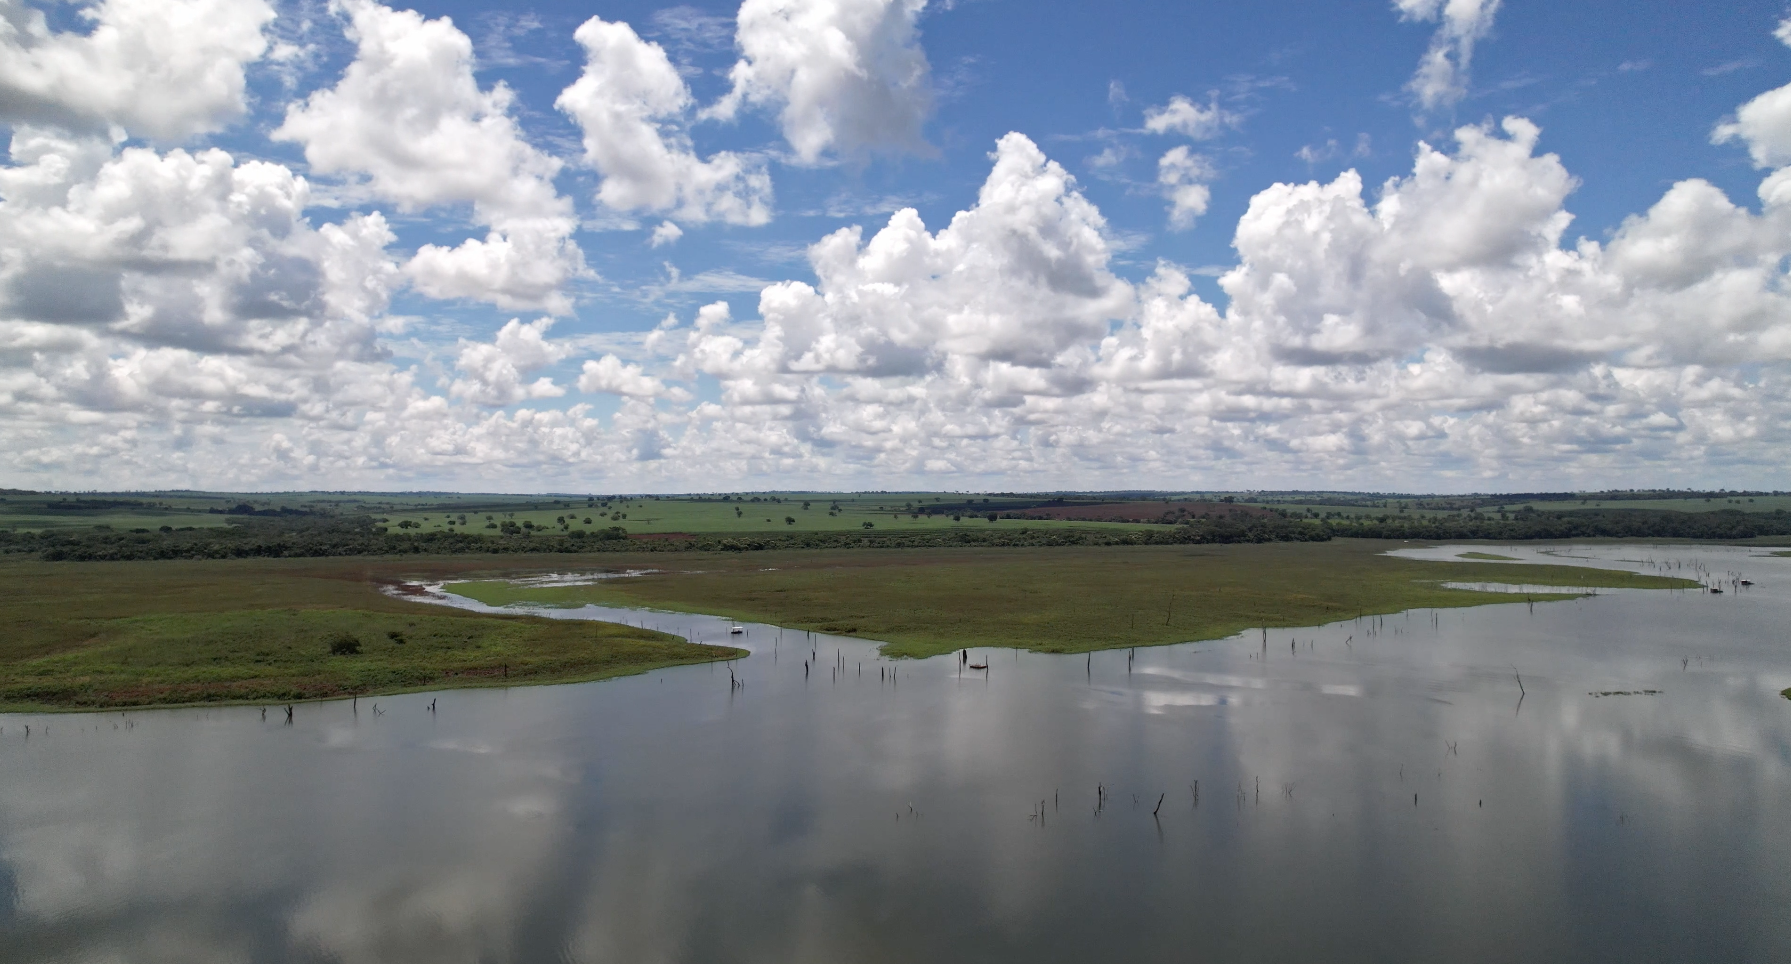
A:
[{"xmin": 1018, "ymin": 501, "xmax": 1275, "ymax": 523}]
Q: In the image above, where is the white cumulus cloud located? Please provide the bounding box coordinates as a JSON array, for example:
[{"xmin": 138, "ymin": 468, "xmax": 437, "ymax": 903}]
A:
[
  {"xmin": 449, "ymin": 318, "xmax": 570, "ymax": 406},
  {"xmin": 1713, "ymin": 19, "xmax": 1791, "ymax": 169},
  {"xmin": 682, "ymin": 132, "xmax": 1130, "ymax": 391},
  {"xmin": 1157, "ymin": 146, "xmax": 1213, "ymax": 230},
  {"xmin": 4, "ymin": 13, "xmax": 1791, "ymax": 493},
  {"xmin": 1142, "ymin": 93, "xmax": 1238, "ymax": 140},
  {"xmin": 0, "ymin": 0, "xmax": 273, "ymax": 139},
  {"xmin": 406, "ymin": 219, "xmax": 584, "ymax": 314},
  {"xmin": 555, "ymin": 16, "xmax": 772, "ymax": 226},
  {"xmin": 0, "ymin": 130, "xmax": 397, "ymax": 360},
  {"xmin": 708, "ymin": 0, "xmax": 933, "ymax": 163},
  {"xmin": 652, "ymin": 104, "xmax": 1791, "ymax": 487},
  {"xmin": 578, "ymin": 354, "xmax": 687, "ymax": 400},
  {"xmin": 274, "ymin": 0, "xmax": 583, "ymax": 312}
]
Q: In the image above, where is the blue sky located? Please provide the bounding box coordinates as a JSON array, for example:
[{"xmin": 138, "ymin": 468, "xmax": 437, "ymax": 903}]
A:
[
  {"xmin": 2, "ymin": 0, "xmax": 1790, "ymax": 491},
  {"xmin": 249, "ymin": 0, "xmax": 1790, "ymax": 323}
]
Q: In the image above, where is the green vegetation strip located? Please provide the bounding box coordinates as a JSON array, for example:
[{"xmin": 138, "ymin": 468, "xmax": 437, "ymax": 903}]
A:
[
  {"xmin": 445, "ymin": 540, "xmax": 1696, "ymax": 659},
  {"xmin": 0, "ymin": 558, "xmax": 740, "ymax": 712},
  {"xmin": 9, "ymin": 488, "xmax": 1791, "ymax": 563},
  {"xmin": 1457, "ymin": 551, "xmax": 1519, "ymax": 561}
]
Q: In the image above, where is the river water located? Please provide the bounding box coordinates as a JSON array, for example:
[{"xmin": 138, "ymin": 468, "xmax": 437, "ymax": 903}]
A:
[{"xmin": 3, "ymin": 544, "xmax": 1789, "ymax": 963}]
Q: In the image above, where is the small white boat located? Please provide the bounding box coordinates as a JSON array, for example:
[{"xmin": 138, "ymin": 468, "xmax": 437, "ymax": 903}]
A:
[{"xmin": 728, "ymin": 624, "xmax": 746, "ymax": 635}]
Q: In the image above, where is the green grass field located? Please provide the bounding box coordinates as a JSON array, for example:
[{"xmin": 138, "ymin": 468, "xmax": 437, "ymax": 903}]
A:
[
  {"xmin": 443, "ymin": 540, "xmax": 1696, "ymax": 658},
  {"xmin": 0, "ymin": 556, "xmax": 742, "ymax": 712},
  {"xmin": 0, "ymin": 490, "xmax": 1155, "ymax": 537},
  {"xmin": 369, "ymin": 493, "xmax": 1159, "ymax": 538}
]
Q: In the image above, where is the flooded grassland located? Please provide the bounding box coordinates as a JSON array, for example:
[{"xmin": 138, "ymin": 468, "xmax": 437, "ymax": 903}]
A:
[{"xmin": 1, "ymin": 543, "xmax": 1786, "ymax": 963}]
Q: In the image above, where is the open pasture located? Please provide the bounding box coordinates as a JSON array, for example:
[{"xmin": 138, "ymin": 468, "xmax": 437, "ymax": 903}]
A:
[{"xmin": 368, "ymin": 493, "xmax": 1159, "ymax": 538}]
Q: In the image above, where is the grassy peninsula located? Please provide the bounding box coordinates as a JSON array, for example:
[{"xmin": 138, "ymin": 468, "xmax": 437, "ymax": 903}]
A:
[
  {"xmin": 0, "ymin": 557, "xmax": 741, "ymax": 712},
  {"xmin": 444, "ymin": 540, "xmax": 1696, "ymax": 658},
  {"xmin": 0, "ymin": 538, "xmax": 1701, "ymax": 711}
]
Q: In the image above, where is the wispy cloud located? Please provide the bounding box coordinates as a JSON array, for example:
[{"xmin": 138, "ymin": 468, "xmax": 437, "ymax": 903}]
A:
[
  {"xmin": 639, "ymin": 264, "xmax": 773, "ymax": 302},
  {"xmin": 476, "ymin": 12, "xmax": 568, "ymax": 71},
  {"xmin": 1396, "ymin": 0, "xmax": 1503, "ymax": 114},
  {"xmin": 723, "ymin": 239, "xmax": 813, "ymax": 266},
  {"xmin": 1295, "ymin": 133, "xmax": 1372, "ymax": 167},
  {"xmin": 1703, "ymin": 58, "xmax": 1760, "ymax": 77},
  {"xmin": 647, "ymin": 5, "xmax": 735, "ymax": 54},
  {"xmin": 800, "ymin": 192, "xmax": 939, "ymax": 220}
]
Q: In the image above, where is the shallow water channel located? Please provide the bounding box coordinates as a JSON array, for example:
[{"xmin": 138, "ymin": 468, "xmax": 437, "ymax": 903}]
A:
[{"xmin": 4, "ymin": 544, "xmax": 1791, "ymax": 963}]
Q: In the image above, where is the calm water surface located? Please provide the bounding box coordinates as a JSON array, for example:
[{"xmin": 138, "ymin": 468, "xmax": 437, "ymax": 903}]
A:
[{"xmin": 3, "ymin": 544, "xmax": 1790, "ymax": 963}]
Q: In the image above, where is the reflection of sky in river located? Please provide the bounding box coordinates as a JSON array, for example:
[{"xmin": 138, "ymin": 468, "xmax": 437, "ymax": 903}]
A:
[{"xmin": 3, "ymin": 545, "xmax": 1789, "ymax": 962}]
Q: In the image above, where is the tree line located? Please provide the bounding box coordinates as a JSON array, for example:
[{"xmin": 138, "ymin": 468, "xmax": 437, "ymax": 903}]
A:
[{"xmin": 2, "ymin": 507, "xmax": 1786, "ymax": 562}]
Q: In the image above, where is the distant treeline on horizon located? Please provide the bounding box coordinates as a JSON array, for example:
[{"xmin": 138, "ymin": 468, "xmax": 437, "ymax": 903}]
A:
[
  {"xmin": 2, "ymin": 487, "xmax": 1784, "ymax": 504},
  {"xmin": 3, "ymin": 504, "xmax": 1787, "ymax": 563}
]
